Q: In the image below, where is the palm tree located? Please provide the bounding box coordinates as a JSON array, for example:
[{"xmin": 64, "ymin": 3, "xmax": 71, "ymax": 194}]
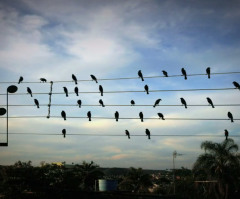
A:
[{"xmin": 193, "ymin": 139, "xmax": 240, "ymax": 199}]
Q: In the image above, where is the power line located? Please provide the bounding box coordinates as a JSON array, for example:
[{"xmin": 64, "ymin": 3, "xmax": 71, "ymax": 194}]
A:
[{"xmin": 0, "ymin": 71, "xmax": 240, "ymax": 84}]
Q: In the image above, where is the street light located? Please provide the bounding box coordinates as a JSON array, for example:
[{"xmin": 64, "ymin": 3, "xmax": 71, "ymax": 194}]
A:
[
  {"xmin": 0, "ymin": 85, "xmax": 18, "ymax": 146},
  {"xmin": 172, "ymin": 150, "xmax": 183, "ymax": 194}
]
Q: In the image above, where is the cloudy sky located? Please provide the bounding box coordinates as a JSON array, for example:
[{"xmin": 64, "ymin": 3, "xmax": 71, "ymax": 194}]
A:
[{"xmin": 0, "ymin": 0, "xmax": 240, "ymax": 169}]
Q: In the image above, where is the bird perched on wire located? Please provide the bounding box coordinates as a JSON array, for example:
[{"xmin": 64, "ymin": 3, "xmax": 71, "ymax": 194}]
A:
[
  {"xmin": 144, "ymin": 85, "xmax": 149, "ymax": 94},
  {"xmin": 63, "ymin": 87, "xmax": 68, "ymax": 97},
  {"xmin": 130, "ymin": 100, "xmax": 135, "ymax": 106},
  {"xmin": 227, "ymin": 112, "xmax": 233, "ymax": 122},
  {"xmin": 224, "ymin": 129, "xmax": 229, "ymax": 140},
  {"xmin": 72, "ymin": 74, "xmax": 78, "ymax": 84},
  {"xmin": 115, "ymin": 111, "xmax": 119, "ymax": 122},
  {"xmin": 206, "ymin": 97, "xmax": 214, "ymax": 108},
  {"xmin": 87, "ymin": 111, "xmax": 91, "ymax": 121},
  {"xmin": 99, "ymin": 85, "xmax": 103, "ymax": 96},
  {"xmin": 125, "ymin": 130, "xmax": 130, "ymax": 139},
  {"xmin": 158, "ymin": 113, "xmax": 165, "ymax": 120},
  {"xmin": 162, "ymin": 70, "xmax": 168, "ymax": 77},
  {"xmin": 74, "ymin": 87, "xmax": 79, "ymax": 96},
  {"xmin": 233, "ymin": 81, "xmax": 240, "ymax": 90},
  {"xmin": 146, "ymin": 129, "xmax": 151, "ymax": 139},
  {"xmin": 180, "ymin": 98, "xmax": 187, "ymax": 108},
  {"xmin": 153, "ymin": 99, "xmax": 161, "ymax": 108},
  {"xmin": 138, "ymin": 70, "xmax": 144, "ymax": 81},
  {"xmin": 61, "ymin": 111, "xmax": 66, "ymax": 121},
  {"xmin": 206, "ymin": 67, "xmax": 211, "ymax": 79},
  {"xmin": 181, "ymin": 68, "xmax": 187, "ymax": 80},
  {"xmin": 62, "ymin": 129, "xmax": 66, "ymax": 138},
  {"xmin": 77, "ymin": 100, "xmax": 82, "ymax": 108},
  {"xmin": 18, "ymin": 76, "xmax": 23, "ymax": 84},
  {"xmin": 99, "ymin": 99, "xmax": 105, "ymax": 107},
  {"xmin": 27, "ymin": 87, "xmax": 33, "ymax": 97},
  {"xmin": 40, "ymin": 78, "xmax": 47, "ymax": 83},
  {"xmin": 90, "ymin": 75, "xmax": 98, "ymax": 83},
  {"xmin": 139, "ymin": 112, "xmax": 144, "ymax": 122},
  {"xmin": 34, "ymin": 99, "xmax": 39, "ymax": 108}
]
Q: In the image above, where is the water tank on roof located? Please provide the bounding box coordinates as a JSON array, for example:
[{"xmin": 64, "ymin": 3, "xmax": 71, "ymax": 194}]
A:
[{"xmin": 98, "ymin": 179, "xmax": 118, "ymax": 191}]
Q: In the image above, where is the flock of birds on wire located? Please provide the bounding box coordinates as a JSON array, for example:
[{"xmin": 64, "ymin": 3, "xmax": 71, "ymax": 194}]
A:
[{"xmin": 3, "ymin": 68, "xmax": 240, "ymax": 140}]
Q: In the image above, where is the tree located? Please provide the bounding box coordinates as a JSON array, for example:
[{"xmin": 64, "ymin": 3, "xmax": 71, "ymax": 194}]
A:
[{"xmin": 193, "ymin": 139, "xmax": 240, "ymax": 199}]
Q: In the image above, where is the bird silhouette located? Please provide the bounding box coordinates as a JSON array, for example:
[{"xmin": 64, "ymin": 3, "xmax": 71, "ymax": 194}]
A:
[
  {"xmin": 138, "ymin": 70, "xmax": 144, "ymax": 81},
  {"xmin": 180, "ymin": 98, "xmax": 187, "ymax": 108},
  {"xmin": 224, "ymin": 129, "xmax": 229, "ymax": 140},
  {"xmin": 233, "ymin": 81, "xmax": 240, "ymax": 90},
  {"xmin": 206, "ymin": 67, "xmax": 211, "ymax": 79},
  {"xmin": 115, "ymin": 111, "xmax": 119, "ymax": 122},
  {"xmin": 162, "ymin": 70, "xmax": 168, "ymax": 77},
  {"xmin": 72, "ymin": 74, "xmax": 78, "ymax": 84},
  {"xmin": 74, "ymin": 87, "xmax": 79, "ymax": 96},
  {"xmin": 34, "ymin": 99, "xmax": 39, "ymax": 108},
  {"xmin": 206, "ymin": 97, "xmax": 215, "ymax": 108},
  {"xmin": 144, "ymin": 85, "xmax": 149, "ymax": 94},
  {"xmin": 90, "ymin": 75, "xmax": 98, "ymax": 83},
  {"xmin": 63, "ymin": 87, "xmax": 68, "ymax": 97},
  {"xmin": 153, "ymin": 99, "xmax": 161, "ymax": 108},
  {"xmin": 87, "ymin": 111, "xmax": 91, "ymax": 121},
  {"xmin": 181, "ymin": 68, "xmax": 187, "ymax": 80},
  {"xmin": 99, "ymin": 99, "xmax": 105, "ymax": 107},
  {"xmin": 227, "ymin": 112, "xmax": 233, "ymax": 122},
  {"xmin": 158, "ymin": 113, "xmax": 165, "ymax": 120},
  {"xmin": 27, "ymin": 87, "xmax": 33, "ymax": 97},
  {"xmin": 130, "ymin": 100, "xmax": 135, "ymax": 106},
  {"xmin": 139, "ymin": 112, "xmax": 144, "ymax": 122},
  {"xmin": 125, "ymin": 130, "xmax": 130, "ymax": 139},
  {"xmin": 40, "ymin": 78, "xmax": 47, "ymax": 83},
  {"xmin": 62, "ymin": 129, "xmax": 66, "ymax": 138},
  {"xmin": 61, "ymin": 111, "xmax": 66, "ymax": 120},
  {"xmin": 146, "ymin": 129, "xmax": 151, "ymax": 139},
  {"xmin": 18, "ymin": 76, "xmax": 23, "ymax": 84},
  {"xmin": 99, "ymin": 85, "xmax": 103, "ymax": 96},
  {"xmin": 77, "ymin": 100, "xmax": 82, "ymax": 108}
]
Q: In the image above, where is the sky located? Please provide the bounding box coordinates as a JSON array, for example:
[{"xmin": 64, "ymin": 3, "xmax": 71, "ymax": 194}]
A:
[{"xmin": 0, "ymin": 0, "xmax": 240, "ymax": 169}]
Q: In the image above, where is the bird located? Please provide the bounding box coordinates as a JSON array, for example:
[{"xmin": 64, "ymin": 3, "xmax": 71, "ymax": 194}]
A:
[
  {"xmin": 146, "ymin": 129, "xmax": 151, "ymax": 139},
  {"xmin": 158, "ymin": 113, "xmax": 165, "ymax": 120},
  {"xmin": 206, "ymin": 67, "xmax": 211, "ymax": 79},
  {"xmin": 61, "ymin": 111, "xmax": 66, "ymax": 121},
  {"xmin": 99, "ymin": 99, "xmax": 105, "ymax": 107},
  {"xmin": 130, "ymin": 100, "xmax": 135, "ymax": 106},
  {"xmin": 181, "ymin": 68, "xmax": 187, "ymax": 80},
  {"xmin": 139, "ymin": 112, "xmax": 144, "ymax": 122},
  {"xmin": 90, "ymin": 75, "xmax": 98, "ymax": 83},
  {"xmin": 87, "ymin": 111, "xmax": 91, "ymax": 121},
  {"xmin": 162, "ymin": 70, "xmax": 168, "ymax": 77},
  {"xmin": 227, "ymin": 112, "xmax": 233, "ymax": 122},
  {"xmin": 74, "ymin": 87, "xmax": 79, "ymax": 96},
  {"xmin": 40, "ymin": 78, "xmax": 47, "ymax": 83},
  {"xmin": 34, "ymin": 99, "xmax": 39, "ymax": 108},
  {"xmin": 77, "ymin": 100, "xmax": 82, "ymax": 108},
  {"xmin": 62, "ymin": 129, "xmax": 66, "ymax": 138},
  {"xmin": 144, "ymin": 85, "xmax": 149, "ymax": 94},
  {"xmin": 63, "ymin": 87, "xmax": 68, "ymax": 97},
  {"xmin": 125, "ymin": 130, "xmax": 130, "ymax": 139},
  {"xmin": 138, "ymin": 70, "xmax": 144, "ymax": 81},
  {"xmin": 27, "ymin": 87, "xmax": 33, "ymax": 97},
  {"xmin": 224, "ymin": 129, "xmax": 229, "ymax": 140},
  {"xmin": 180, "ymin": 98, "xmax": 187, "ymax": 108},
  {"xmin": 153, "ymin": 99, "xmax": 161, "ymax": 108},
  {"xmin": 18, "ymin": 76, "xmax": 23, "ymax": 84},
  {"xmin": 206, "ymin": 97, "xmax": 215, "ymax": 108},
  {"xmin": 72, "ymin": 74, "xmax": 77, "ymax": 84},
  {"xmin": 99, "ymin": 85, "xmax": 103, "ymax": 96},
  {"xmin": 115, "ymin": 111, "xmax": 119, "ymax": 122},
  {"xmin": 233, "ymin": 81, "xmax": 240, "ymax": 90}
]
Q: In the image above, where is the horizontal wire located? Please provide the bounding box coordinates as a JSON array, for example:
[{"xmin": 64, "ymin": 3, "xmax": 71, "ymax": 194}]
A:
[
  {"xmin": 0, "ymin": 72, "xmax": 240, "ymax": 84},
  {"xmin": 0, "ymin": 88, "xmax": 238, "ymax": 96}
]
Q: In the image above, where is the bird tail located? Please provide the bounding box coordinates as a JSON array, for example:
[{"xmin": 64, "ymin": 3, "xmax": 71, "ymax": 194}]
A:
[
  {"xmin": 37, "ymin": 105, "xmax": 39, "ymax": 108},
  {"xmin": 148, "ymin": 135, "xmax": 150, "ymax": 139},
  {"xmin": 96, "ymin": 80, "xmax": 98, "ymax": 83},
  {"xmin": 162, "ymin": 117, "xmax": 165, "ymax": 120},
  {"xmin": 18, "ymin": 81, "xmax": 20, "ymax": 84},
  {"xmin": 147, "ymin": 91, "xmax": 149, "ymax": 94},
  {"xmin": 153, "ymin": 105, "xmax": 156, "ymax": 108},
  {"xmin": 212, "ymin": 105, "xmax": 215, "ymax": 108},
  {"xmin": 75, "ymin": 81, "xmax": 77, "ymax": 85},
  {"xmin": 66, "ymin": 94, "xmax": 68, "ymax": 97},
  {"xmin": 64, "ymin": 135, "xmax": 66, "ymax": 138},
  {"xmin": 116, "ymin": 119, "xmax": 118, "ymax": 122},
  {"xmin": 89, "ymin": 118, "xmax": 91, "ymax": 121},
  {"xmin": 185, "ymin": 104, "xmax": 187, "ymax": 108},
  {"xmin": 208, "ymin": 74, "xmax": 210, "ymax": 79},
  {"xmin": 31, "ymin": 94, "xmax": 33, "ymax": 97},
  {"xmin": 101, "ymin": 93, "xmax": 103, "ymax": 96},
  {"xmin": 103, "ymin": 105, "xmax": 105, "ymax": 107},
  {"xmin": 185, "ymin": 76, "xmax": 187, "ymax": 80},
  {"xmin": 231, "ymin": 118, "xmax": 234, "ymax": 123},
  {"xmin": 64, "ymin": 118, "xmax": 66, "ymax": 121},
  {"xmin": 141, "ymin": 119, "xmax": 143, "ymax": 122},
  {"xmin": 128, "ymin": 135, "xmax": 130, "ymax": 139}
]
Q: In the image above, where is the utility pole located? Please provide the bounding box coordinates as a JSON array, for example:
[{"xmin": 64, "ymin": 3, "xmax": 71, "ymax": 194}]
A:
[{"xmin": 172, "ymin": 150, "xmax": 183, "ymax": 194}]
